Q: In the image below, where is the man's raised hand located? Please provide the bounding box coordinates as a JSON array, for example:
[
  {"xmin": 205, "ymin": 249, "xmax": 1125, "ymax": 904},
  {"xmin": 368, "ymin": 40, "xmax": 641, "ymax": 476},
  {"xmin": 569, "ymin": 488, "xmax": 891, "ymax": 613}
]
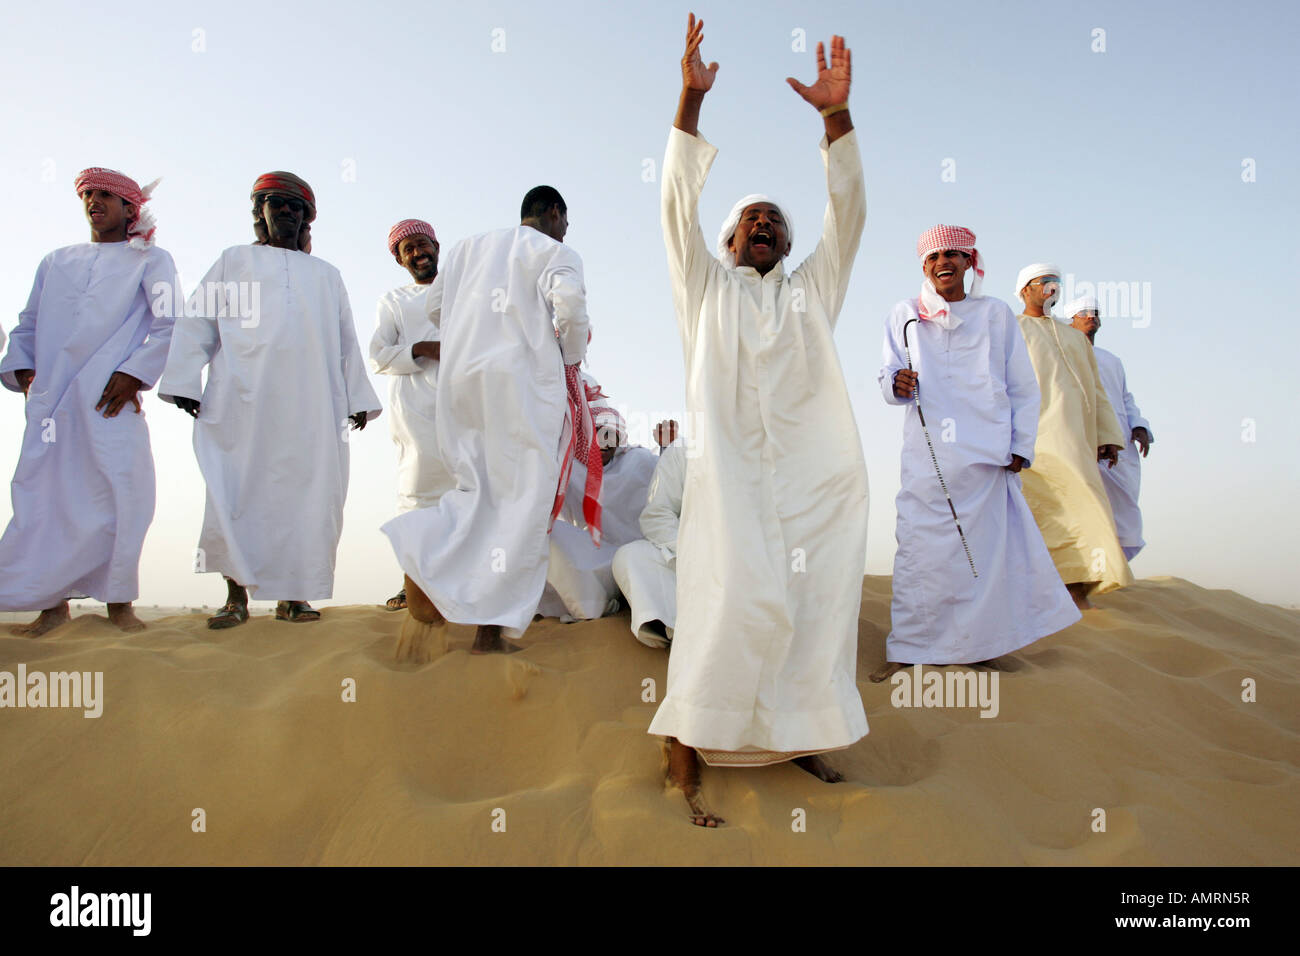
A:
[
  {"xmin": 682, "ymin": 13, "xmax": 718, "ymax": 94},
  {"xmin": 787, "ymin": 35, "xmax": 851, "ymax": 111}
]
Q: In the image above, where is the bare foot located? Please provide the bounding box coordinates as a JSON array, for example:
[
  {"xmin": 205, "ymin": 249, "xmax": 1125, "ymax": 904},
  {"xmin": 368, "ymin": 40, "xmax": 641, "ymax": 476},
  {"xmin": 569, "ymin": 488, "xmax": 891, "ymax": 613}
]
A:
[
  {"xmin": 794, "ymin": 753, "xmax": 845, "ymax": 783},
  {"xmin": 470, "ymin": 624, "xmax": 522, "ymax": 655},
  {"xmin": 665, "ymin": 739, "xmax": 724, "ymax": 827},
  {"xmin": 107, "ymin": 602, "xmax": 146, "ymax": 632},
  {"xmin": 1067, "ymin": 582, "xmax": 1096, "ymax": 611},
  {"xmin": 403, "ymin": 575, "xmax": 445, "ymax": 625},
  {"xmin": 869, "ymin": 661, "xmax": 908, "ymax": 683},
  {"xmin": 11, "ymin": 602, "xmax": 71, "ymax": 637}
]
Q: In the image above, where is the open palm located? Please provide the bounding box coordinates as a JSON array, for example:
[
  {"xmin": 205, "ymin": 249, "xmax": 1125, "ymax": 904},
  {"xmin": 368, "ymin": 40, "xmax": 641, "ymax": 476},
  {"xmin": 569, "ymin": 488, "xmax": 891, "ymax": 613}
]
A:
[
  {"xmin": 682, "ymin": 12, "xmax": 718, "ymax": 93},
  {"xmin": 787, "ymin": 35, "xmax": 851, "ymax": 110}
]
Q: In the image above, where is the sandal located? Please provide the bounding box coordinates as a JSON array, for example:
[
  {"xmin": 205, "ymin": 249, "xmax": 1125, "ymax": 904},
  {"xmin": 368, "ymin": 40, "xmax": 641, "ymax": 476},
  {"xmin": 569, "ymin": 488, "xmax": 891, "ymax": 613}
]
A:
[
  {"xmin": 385, "ymin": 589, "xmax": 407, "ymax": 611},
  {"xmin": 276, "ymin": 600, "xmax": 321, "ymax": 623},
  {"xmin": 207, "ymin": 601, "xmax": 249, "ymax": 630}
]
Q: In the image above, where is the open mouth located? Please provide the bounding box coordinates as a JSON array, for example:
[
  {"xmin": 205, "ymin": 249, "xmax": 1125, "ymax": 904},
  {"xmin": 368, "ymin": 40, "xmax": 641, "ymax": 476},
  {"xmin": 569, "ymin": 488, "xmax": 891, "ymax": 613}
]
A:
[
  {"xmin": 750, "ymin": 229, "xmax": 774, "ymax": 251},
  {"xmin": 937, "ymin": 269, "xmax": 954, "ymax": 279}
]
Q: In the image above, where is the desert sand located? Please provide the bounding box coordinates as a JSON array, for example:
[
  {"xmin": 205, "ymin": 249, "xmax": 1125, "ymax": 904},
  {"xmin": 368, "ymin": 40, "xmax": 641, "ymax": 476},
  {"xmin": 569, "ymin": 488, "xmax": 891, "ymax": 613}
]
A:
[{"xmin": 0, "ymin": 576, "xmax": 1296, "ymax": 865}]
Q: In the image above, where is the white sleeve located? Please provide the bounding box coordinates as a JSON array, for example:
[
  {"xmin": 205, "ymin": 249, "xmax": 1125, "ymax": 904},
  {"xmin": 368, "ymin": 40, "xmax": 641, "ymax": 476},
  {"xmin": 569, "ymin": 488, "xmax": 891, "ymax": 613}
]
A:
[
  {"xmin": 369, "ymin": 293, "xmax": 423, "ymax": 375},
  {"xmin": 0, "ymin": 255, "xmax": 47, "ymax": 391},
  {"xmin": 878, "ymin": 303, "xmax": 912, "ymax": 407},
  {"xmin": 639, "ymin": 442, "xmax": 686, "ymax": 556},
  {"xmin": 545, "ymin": 249, "xmax": 589, "ymax": 366},
  {"xmin": 793, "ymin": 130, "xmax": 867, "ymax": 331},
  {"xmin": 158, "ymin": 253, "xmax": 225, "ymax": 404}
]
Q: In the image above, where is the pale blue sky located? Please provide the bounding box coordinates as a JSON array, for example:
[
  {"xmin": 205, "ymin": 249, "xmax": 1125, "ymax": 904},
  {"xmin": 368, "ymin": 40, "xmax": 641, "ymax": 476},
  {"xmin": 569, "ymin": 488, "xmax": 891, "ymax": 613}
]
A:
[{"xmin": 0, "ymin": 0, "xmax": 1296, "ymax": 607}]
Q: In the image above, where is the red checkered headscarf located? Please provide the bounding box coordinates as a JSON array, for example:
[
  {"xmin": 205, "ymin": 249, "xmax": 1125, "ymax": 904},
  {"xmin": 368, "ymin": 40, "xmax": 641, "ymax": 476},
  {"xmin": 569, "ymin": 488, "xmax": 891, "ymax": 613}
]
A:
[
  {"xmin": 916, "ymin": 224, "xmax": 983, "ymax": 325},
  {"xmin": 75, "ymin": 167, "xmax": 160, "ymax": 249},
  {"xmin": 387, "ymin": 219, "xmax": 437, "ymax": 256}
]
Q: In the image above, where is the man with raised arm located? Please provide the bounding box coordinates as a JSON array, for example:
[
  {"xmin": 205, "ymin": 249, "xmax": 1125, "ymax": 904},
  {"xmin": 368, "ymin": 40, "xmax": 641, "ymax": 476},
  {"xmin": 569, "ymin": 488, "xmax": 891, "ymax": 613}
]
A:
[
  {"xmin": 648, "ymin": 14, "xmax": 870, "ymax": 827},
  {"xmin": 612, "ymin": 420, "xmax": 687, "ymax": 650}
]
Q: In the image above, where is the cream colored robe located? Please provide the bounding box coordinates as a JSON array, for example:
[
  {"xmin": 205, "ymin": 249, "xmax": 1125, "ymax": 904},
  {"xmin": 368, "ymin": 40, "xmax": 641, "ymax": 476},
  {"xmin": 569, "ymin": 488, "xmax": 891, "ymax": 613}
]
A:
[
  {"xmin": 1015, "ymin": 313, "xmax": 1133, "ymax": 594},
  {"xmin": 647, "ymin": 127, "xmax": 870, "ymax": 766}
]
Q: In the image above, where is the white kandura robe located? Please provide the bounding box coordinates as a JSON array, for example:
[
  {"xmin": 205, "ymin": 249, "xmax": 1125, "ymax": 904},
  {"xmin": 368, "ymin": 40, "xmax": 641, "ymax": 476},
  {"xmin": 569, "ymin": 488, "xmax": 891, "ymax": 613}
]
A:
[
  {"xmin": 0, "ymin": 242, "xmax": 178, "ymax": 608},
  {"xmin": 538, "ymin": 445, "xmax": 658, "ymax": 621},
  {"xmin": 879, "ymin": 296, "xmax": 1080, "ymax": 664},
  {"xmin": 648, "ymin": 127, "xmax": 870, "ymax": 766},
  {"xmin": 158, "ymin": 245, "xmax": 381, "ymax": 601},
  {"xmin": 612, "ymin": 439, "xmax": 687, "ymax": 648},
  {"xmin": 369, "ymin": 276, "xmax": 454, "ymax": 514},
  {"xmin": 381, "ymin": 226, "xmax": 589, "ymax": 636},
  {"xmin": 1094, "ymin": 346, "xmax": 1151, "ymax": 561},
  {"xmin": 1016, "ymin": 314, "xmax": 1134, "ymax": 594}
]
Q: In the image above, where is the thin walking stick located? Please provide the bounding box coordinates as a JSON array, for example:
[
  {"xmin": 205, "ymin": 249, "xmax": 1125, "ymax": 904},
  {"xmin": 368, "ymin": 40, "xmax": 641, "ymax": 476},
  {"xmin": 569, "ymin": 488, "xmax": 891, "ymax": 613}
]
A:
[{"xmin": 902, "ymin": 318, "xmax": 978, "ymax": 579}]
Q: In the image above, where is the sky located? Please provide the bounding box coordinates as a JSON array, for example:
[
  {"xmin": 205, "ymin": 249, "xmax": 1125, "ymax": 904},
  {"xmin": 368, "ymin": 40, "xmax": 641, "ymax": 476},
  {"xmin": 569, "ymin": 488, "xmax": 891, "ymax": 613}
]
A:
[{"xmin": 0, "ymin": 0, "xmax": 1296, "ymax": 609}]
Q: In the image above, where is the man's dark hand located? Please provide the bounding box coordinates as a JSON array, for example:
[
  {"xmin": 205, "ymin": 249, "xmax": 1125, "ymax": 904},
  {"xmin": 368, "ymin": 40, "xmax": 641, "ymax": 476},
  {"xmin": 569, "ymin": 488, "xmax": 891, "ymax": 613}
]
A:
[
  {"xmin": 174, "ymin": 397, "xmax": 201, "ymax": 418},
  {"xmin": 411, "ymin": 341, "xmax": 440, "ymax": 361},
  {"xmin": 1006, "ymin": 454, "xmax": 1028, "ymax": 473},
  {"xmin": 14, "ymin": 369, "xmax": 35, "ymax": 395},
  {"xmin": 95, "ymin": 371, "xmax": 144, "ymax": 418},
  {"xmin": 1098, "ymin": 444, "xmax": 1121, "ymax": 468},
  {"xmin": 653, "ymin": 419, "xmax": 679, "ymax": 448},
  {"xmin": 349, "ymin": 411, "xmax": 368, "ymax": 431},
  {"xmin": 893, "ymin": 368, "xmax": 918, "ymax": 399},
  {"xmin": 1132, "ymin": 427, "xmax": 1151, "ymax": 457}
]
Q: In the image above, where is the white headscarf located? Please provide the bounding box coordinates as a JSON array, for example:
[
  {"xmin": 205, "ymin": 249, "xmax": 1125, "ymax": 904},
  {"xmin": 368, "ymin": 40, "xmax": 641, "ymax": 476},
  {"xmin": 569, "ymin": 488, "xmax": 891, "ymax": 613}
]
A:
[
  {"xmin": 716, "ymin": 193, "xmax": 793, "ymax": 269},
  {"xmin": 1060, "ymin": 294, "xmax": 1099, "ymax": 318},
  {"xmin": 1016, "ymin": 263, "xmax": 1061, "ymax": 296}
]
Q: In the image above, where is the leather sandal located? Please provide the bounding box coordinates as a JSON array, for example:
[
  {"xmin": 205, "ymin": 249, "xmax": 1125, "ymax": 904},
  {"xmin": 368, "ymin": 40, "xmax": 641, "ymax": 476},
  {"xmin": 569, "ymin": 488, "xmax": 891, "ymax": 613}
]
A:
[
  {"xmin": 276, "ymin": 600, "xmax": 321, "ymax": 623},
  {"xmin": 207, "ymin": 601, "xmax": 249, "ymax": 630},
  {"xmin": 385, "ymin": 589, "xmax": 407, "ymax": 611}
]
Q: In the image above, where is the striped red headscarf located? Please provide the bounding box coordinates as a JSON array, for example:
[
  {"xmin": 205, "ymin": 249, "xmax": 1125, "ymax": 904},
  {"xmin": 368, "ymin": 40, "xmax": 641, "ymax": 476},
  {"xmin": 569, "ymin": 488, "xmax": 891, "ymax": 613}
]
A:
[
  {"xmin": 75, "ymin": 167, "xmax": 160, "ymax": 249},
  {"xmin": 916, "ymin": 224, "xmax": 983, "ymax": 326},
  {"xmin": 387, "ymin": 219, "xmax": 437, "ymax": 256}
]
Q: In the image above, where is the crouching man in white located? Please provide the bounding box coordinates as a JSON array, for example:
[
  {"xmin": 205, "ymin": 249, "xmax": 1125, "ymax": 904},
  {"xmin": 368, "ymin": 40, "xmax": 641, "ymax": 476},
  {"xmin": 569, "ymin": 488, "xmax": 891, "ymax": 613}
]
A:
[
  {"xmin": 539, "ymin": 404, "xmax": 658, "ymax": 621},
  {"xmin": 613, "ymin": 420, "xmax": 685, "ymax": 649}
]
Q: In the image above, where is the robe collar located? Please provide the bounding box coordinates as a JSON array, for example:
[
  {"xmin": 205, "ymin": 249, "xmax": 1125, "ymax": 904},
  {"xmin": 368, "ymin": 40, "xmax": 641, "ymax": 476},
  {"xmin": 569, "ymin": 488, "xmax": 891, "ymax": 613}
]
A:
[{"xmin": 731, "ymin": 259, "xmax": 786, "ymax": 281}]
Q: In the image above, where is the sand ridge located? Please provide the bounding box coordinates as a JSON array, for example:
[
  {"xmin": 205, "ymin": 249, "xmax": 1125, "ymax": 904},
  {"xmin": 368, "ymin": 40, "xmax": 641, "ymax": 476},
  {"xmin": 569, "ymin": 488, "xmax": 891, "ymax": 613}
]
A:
[{"xmin": 0, "ymin": 576, "xmax": 1295, "ymax": 865}]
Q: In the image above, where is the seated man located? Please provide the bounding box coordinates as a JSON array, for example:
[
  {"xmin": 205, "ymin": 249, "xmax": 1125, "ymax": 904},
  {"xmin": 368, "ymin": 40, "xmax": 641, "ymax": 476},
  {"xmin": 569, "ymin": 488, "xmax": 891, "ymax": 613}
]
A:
[
  {"xmin": 538, "ymin": 404, "xmax": 658, "ymax": 621},
  {"xmin": 613, "ymin": 420, "xmax": 686, "ymax": 649}
]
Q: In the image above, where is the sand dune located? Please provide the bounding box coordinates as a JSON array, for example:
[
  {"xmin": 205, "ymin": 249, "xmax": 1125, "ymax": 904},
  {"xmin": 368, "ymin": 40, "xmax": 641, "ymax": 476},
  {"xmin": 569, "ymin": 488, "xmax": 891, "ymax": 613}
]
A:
[{"xmin": 0, "ymin": 576, "xmax": 1295, "ymax": 865}]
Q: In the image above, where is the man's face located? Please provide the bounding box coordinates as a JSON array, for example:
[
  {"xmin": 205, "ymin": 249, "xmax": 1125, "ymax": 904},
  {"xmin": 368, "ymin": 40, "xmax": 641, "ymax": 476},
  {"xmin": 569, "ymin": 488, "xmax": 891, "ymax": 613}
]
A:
[
  {"xmin": 1070, "ymin": 309, "xmax": 1101, "ymax": 340},
  {"xmin": 597, "ymin": 423, "xmax": 622, "ymax": 467},
  {"xmin": 397, "ymin": 234, "xmax": 439, "ymax": 282},
  {"xmin": 262, "ymin": 193, "xmax": 306, "ymax": 246},
  {"xmin": 729, "ymin": 203, "xmax": 790, "ymax": 272},
  {"xmin": 82, "ymin": 189, "xmax": 132, "ymax": 236},
  {"xmin": 922, "ymin": 249, "xmax": 970, "ymax": 298},
  {"xmin": 1021, "ymin": 273, "xmax": 1060, "ymax": 311}
]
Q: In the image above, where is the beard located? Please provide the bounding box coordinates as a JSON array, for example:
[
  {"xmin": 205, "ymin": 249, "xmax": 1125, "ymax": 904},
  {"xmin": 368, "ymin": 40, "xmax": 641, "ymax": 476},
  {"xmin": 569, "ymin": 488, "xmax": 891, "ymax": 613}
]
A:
[{"xmin": 410, "ymin": 260, "xmax": 438, "ymax": 282}]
